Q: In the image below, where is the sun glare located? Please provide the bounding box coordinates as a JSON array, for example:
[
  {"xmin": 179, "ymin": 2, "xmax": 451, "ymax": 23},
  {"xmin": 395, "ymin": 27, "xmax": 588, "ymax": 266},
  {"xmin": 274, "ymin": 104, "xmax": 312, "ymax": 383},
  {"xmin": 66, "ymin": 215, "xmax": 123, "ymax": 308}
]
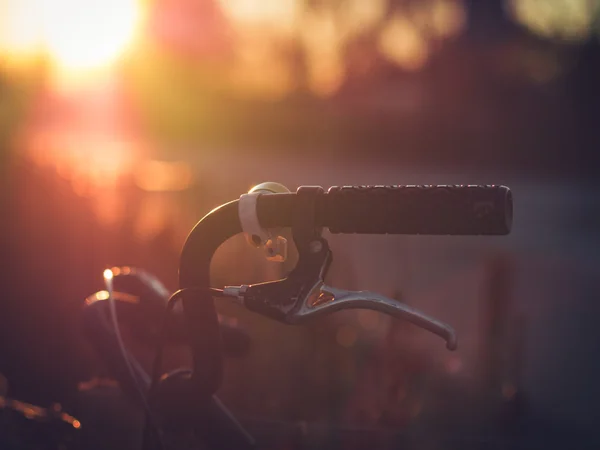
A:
[
  {"xmin": 0, "ymin": 0, "xmax": 140, "ymax": 79},
  {"xmin": 42, "ymin": 0, "xmax": 139, "ymax": 71},
  {"xmin": 0, "ymin": 1, "xmax": 44, "ymax": 60}
]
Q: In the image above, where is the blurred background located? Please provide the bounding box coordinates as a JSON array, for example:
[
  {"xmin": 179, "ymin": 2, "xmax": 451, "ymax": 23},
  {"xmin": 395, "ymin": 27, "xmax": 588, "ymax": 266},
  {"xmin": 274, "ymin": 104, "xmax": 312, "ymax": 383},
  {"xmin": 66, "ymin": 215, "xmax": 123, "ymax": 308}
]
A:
[{"xmin": 0, "ymin": 0, "xmax": 599, "ymax": 449}]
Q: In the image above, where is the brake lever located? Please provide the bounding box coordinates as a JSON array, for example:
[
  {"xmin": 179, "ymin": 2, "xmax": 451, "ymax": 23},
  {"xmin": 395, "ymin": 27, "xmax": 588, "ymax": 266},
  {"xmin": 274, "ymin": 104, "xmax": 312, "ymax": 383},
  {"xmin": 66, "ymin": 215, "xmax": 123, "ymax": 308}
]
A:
[
  {"xmin": 294, "ymin": 283, "xmax": 457, "ymax": 350},
  {"xmin": 225, "ymin": 185, "xmax": 457, "ymax": 351},
  {"xmin": 223, "ymin": 251, "xmax": 457, "ymax": 351},
  {"xmin": 225, "ymin": 280, "xmax": 457, "ymax": 351}
]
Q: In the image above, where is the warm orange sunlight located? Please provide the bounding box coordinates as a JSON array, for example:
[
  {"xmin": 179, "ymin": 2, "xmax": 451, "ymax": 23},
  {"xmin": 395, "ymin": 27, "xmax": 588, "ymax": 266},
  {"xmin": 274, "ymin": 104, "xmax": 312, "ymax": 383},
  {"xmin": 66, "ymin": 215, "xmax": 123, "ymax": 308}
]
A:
[
  {"xmin": 103, "ymin": 268, "xmax": 114, "ymax": 281},
  {"xmin": 0, "ymin": 0, "xmax": 141, "ymax": 83},
  {"xmin": 378, "ymin": 14, "xmax": 430, "ymax": 71},
  {"xmin": 217, "ymin": 0, "xmax": 299, "ymax": 35},
  {"xmin": 134, "ymin": 160, "xmax": 194, "ymax": 192},
  {"xmin": 43, "ymin": 0, "xmax": 139, "ymax": 70},
  {"xmin": 0, "ymin": 0, "xmax": 44, "ymax": 65},
  {"xmin": 300, "ymin": 9, "xmax": 346, "ymax": 97},
  {"xmin": 429, "ymin": 0, "xmax": 467, "ymax": 38}
]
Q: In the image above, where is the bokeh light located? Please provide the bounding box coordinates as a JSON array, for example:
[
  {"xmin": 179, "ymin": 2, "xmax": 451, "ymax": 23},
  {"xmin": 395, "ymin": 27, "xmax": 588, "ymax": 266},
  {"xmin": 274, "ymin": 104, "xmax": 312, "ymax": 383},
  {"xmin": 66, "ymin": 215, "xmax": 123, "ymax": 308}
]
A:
[
  {"xmin": 508, "ymin": 0, "xmax": 599, "ymax": 42},
  {"xmin": 134, "ymin": 160, "xmax": 194, "ymax": 192},
  {"xmin": 378, "ymin": 14, "xmax": 430, "ymax": 71},
  {"xmin": 217, "ymin": 0, "xmax": 300, "ymax": 35}
]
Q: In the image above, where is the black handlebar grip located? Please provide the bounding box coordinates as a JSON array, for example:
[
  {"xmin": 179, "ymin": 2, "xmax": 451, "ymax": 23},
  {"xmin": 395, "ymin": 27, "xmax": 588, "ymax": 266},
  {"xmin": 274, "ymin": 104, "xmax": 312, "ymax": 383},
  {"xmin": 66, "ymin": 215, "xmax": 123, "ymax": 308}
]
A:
[{"xmin": 323, "ymin": 185, "xmax": 512, "ymax": 235}]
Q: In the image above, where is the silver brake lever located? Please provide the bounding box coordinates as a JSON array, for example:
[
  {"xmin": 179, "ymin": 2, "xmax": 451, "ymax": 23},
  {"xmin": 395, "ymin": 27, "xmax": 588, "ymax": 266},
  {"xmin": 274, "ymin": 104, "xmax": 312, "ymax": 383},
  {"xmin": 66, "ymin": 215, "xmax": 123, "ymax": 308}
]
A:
[{"xmin": 293, "ymin": 283, "xmax": 457, "ymax": 351}]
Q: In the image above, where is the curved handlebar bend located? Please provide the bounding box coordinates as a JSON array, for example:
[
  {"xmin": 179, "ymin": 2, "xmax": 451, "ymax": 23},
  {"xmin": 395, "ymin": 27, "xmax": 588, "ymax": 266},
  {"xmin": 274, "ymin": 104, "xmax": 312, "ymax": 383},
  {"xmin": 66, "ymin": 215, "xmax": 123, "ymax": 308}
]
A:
[{"xmin": 179, "ymin": 185, "xmax": 512, "ymax": 391}]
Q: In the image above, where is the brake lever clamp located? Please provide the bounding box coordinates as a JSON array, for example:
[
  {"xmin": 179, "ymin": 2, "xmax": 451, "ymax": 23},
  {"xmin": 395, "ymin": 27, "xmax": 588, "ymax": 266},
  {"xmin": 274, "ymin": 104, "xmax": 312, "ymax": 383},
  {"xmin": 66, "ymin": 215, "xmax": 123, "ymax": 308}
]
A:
[
  {"xmin": 225, "ymin": 186, "xmax": 458, "ymax": 350},
  {"xmin": 233, "ymin": 186, "xmax": 333, "ymax": 322}
]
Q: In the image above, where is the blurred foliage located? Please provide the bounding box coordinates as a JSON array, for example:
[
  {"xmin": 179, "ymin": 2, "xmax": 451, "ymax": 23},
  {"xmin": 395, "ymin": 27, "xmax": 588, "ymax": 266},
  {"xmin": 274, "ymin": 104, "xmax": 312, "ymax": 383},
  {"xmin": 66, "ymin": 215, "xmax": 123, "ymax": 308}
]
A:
[
  {"xmin": 508, "ymin": 0, "xmax": 600, "ymax": 43},
  {"xmin": 0, "ymin": 60, "xmax": 44, "ymax": 171},
  {"xmin": 113, "ymin": 0, "xmax": 468, "ymax": 145},
  {"xmin": 0, "ymin": 0, "xmax": 599, "ymax": 154},
  {"xmin": 117, "ymin": 0, "xmax": 600, "ymax": 148}
]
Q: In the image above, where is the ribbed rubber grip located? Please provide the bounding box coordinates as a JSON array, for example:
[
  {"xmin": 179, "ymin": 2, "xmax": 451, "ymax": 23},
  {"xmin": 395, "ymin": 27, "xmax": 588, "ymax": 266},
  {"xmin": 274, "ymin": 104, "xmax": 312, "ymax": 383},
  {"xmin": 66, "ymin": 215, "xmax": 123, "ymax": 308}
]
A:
[{"xmin": 323, "ymin": 185, "xmax": 512, "ymax": 235}]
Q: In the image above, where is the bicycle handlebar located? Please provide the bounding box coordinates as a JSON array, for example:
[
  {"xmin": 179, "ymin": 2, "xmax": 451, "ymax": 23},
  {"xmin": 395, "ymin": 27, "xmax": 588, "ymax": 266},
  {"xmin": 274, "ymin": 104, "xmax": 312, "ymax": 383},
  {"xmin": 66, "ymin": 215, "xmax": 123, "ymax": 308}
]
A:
[
  {"xmin": 257, "ymin": 185, "xmax": 512, "ymax": 235},
  {"xmin": 123, "ymin": 183, "xmax": 513, "ymax": 450},
  {"xmin": 178, "ymin": 184, "xmax": 513, "ymax": 392}
]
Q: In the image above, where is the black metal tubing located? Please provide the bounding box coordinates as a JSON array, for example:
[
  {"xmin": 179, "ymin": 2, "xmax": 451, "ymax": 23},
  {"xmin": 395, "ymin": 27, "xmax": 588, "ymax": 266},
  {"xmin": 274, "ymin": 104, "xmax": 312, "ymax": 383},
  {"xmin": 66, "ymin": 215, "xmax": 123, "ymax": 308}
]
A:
[
  {"xmin": 178, "ymin": 200, "xmax": 257, "ymax": 450},
  {"xmin": 179, "ymin": 200, "xmax": 242, "ymax": 393}
]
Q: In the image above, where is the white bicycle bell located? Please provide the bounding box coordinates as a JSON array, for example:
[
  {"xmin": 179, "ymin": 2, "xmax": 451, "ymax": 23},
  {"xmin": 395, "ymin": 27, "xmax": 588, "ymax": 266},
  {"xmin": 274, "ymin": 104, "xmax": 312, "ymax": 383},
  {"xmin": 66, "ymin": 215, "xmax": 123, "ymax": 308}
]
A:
[{"xmin": 240, "ymin": 182, "xmax": 290, "ymax": 262}]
